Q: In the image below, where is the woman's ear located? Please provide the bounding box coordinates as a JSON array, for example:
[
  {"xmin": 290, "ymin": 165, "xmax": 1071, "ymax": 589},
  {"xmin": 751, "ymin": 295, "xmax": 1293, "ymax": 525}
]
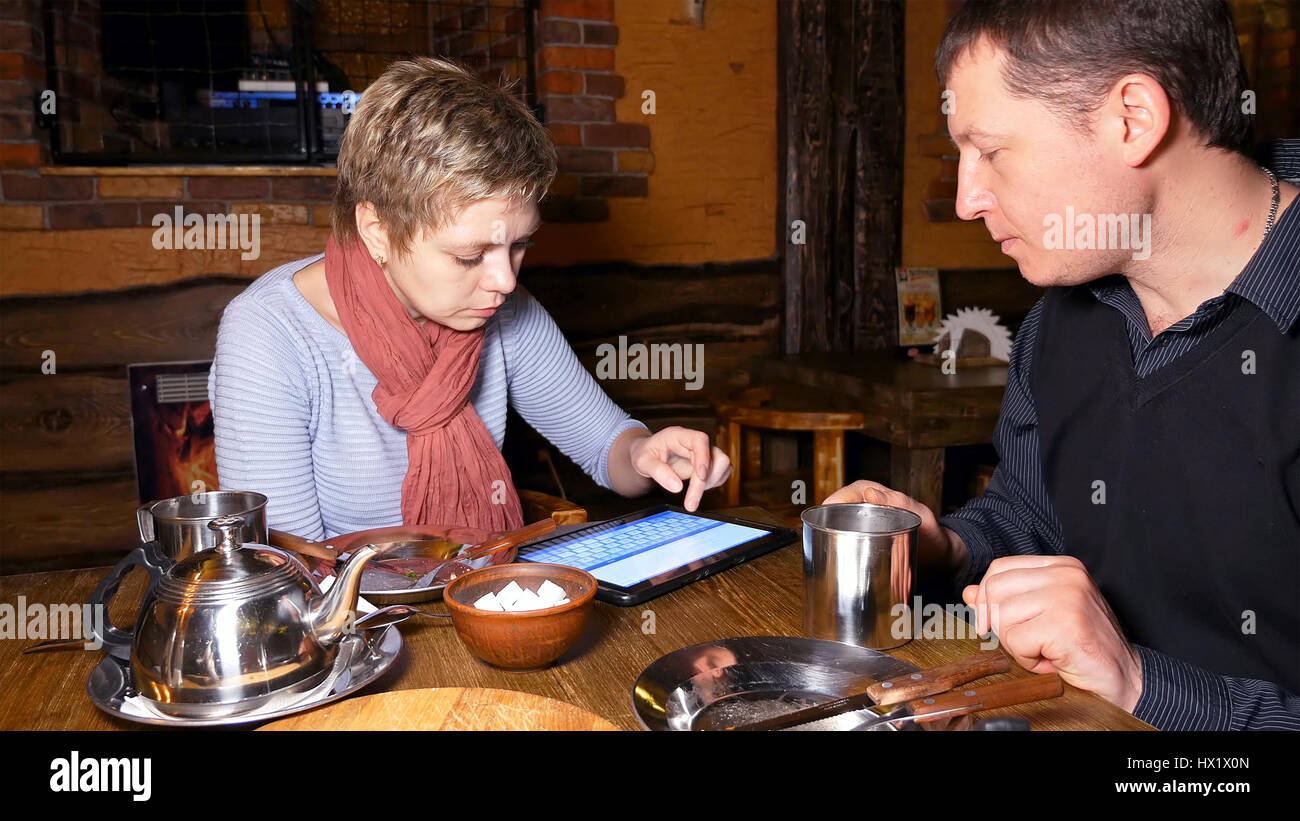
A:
[
  {"xmin": 354, "ymin": 201, "xmax": 391, "ymax": 262},
  {"xmin": 1107, "ymin": 74, "xmax": 1170, "ymax": 168}
]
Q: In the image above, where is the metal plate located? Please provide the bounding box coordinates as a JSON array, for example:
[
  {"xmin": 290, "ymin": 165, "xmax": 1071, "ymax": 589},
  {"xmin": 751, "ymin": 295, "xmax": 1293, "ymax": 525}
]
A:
[
  {"xmin": 358, "ymin": 539, "xmax": 502, "ymax": 605},
  {"xmin": 631, "ymin": 636, "xmax": 920, "ymax": 731},
  {"xmin": 357, "ymin": 520, "xmax": 599, "ymax": 605},
  {"xmin": 87, "ymin": 626, "xmax": 403, "ymax": 728},
  {"xmin": 312, "ymin": 524, "xmax": 493, "ymax": 606}
]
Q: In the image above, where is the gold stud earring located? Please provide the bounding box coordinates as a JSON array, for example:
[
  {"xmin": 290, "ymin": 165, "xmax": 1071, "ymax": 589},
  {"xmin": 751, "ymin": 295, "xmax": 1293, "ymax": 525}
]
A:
[{"xmin": 373, "ymin": 254, "xmax": 386, "ymax": 266}]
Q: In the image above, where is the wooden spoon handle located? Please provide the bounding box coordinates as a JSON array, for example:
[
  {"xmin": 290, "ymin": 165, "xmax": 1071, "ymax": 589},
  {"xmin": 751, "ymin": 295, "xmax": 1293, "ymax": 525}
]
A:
[
  {"xmin": 907, "ymin": 673, "xmax": 1065, "ymax": 723},
  {"xmin": 464, "ymin": 518, "xmax": 557, "ymax": 560},
  {"xmin": 864, "ymin": 650, "xmax": 1012, "ymax": 706},
  {"xmin": 268, "ymin": 528, "xmax": 338, "ymax": 561}
]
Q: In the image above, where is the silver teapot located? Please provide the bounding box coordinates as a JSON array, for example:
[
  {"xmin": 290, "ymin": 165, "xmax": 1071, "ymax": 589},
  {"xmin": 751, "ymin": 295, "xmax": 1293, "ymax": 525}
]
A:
[
  {"xmin": 88, "ymin": 490, "xmax": 269, "ymax": 659},
  {"xmin": 105, "ymin": 515, "xmax": 398, "ymax": 718}
]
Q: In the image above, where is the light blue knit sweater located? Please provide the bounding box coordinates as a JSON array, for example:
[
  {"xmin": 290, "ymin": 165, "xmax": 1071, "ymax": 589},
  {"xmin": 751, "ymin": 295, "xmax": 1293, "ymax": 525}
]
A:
[{"xmin": 208, "ymin": 254, "xmax": 646, "ymax": 540}]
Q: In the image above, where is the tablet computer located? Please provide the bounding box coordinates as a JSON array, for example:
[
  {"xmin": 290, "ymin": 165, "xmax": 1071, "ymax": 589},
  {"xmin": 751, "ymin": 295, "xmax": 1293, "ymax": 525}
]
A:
[{"xmin": 514, "ymin": 505, "xmax": 798, "ymax": 606}]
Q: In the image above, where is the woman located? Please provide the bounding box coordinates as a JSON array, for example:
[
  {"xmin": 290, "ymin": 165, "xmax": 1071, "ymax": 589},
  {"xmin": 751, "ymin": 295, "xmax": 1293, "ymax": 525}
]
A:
[{"xmin": 209, "ymin": 58, "xmax": 732, "ymax": 540}]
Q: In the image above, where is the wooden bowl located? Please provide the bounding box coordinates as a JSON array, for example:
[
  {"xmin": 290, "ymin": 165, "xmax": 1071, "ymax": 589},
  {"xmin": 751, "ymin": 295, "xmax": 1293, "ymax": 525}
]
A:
[{"xmin": 443, "ymin": 563, "xmax": 597, "ymax": 670}]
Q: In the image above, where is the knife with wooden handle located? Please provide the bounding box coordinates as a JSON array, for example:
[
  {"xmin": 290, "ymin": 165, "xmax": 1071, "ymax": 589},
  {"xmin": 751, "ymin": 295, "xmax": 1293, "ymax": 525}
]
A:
[
  {"xmin": 729, "ymin": 650, "xmax": 1012, "ymax": 731},
  {"xmin": 268, "ymin": 528, "xmax": 338, "ymax": 561},
  {"xmin": 865, "ymin": 649, "xmax": 1011, "ymax": 705},
  {"xmin": 857, "ymin": 672, "xmax": 1064, "ymax": 730}
]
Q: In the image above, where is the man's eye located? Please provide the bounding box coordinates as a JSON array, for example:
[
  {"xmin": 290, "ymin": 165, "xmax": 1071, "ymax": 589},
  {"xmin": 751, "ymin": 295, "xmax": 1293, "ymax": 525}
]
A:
[{"xmin": 455, "ymin": 254, "xmax": 483, "ymax": 268}]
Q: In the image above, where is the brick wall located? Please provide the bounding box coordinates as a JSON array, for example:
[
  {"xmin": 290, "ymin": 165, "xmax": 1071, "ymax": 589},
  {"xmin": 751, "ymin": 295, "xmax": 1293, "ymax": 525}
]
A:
[
  {"xmin": 0, "ymin": 0, "xmax": 654, "ymax": 225},
  {"xmin": 0, "ymin": 0, "xmax": 45, "ymax": 170},
  {"xmin": 536, "ymin": 0, "xmax": 650, "ymax": 222},
  {"xmin": 0, "ymin": 169, "xmax": 336, "ymax": 231},
  {"xmin": 0, "ymin": 0, "xmax": 161, "ymax": 161},
  {"xmin": 430, "ymin": 0, "xmax": 529, "ymax": 78}
]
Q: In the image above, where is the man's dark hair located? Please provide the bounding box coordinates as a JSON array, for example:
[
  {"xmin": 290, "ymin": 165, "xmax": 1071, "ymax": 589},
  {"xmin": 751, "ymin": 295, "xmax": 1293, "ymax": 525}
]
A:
[{"xmin": 935, "ymin": 0, "xmax": 1252, "ymax": 153}]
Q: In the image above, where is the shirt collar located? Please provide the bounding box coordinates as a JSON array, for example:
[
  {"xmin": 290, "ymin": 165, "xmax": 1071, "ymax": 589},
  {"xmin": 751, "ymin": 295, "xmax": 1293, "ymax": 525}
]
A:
[{"xmin": 1226, "ymin": 188, "xmax": 1300, "ymax": 334}]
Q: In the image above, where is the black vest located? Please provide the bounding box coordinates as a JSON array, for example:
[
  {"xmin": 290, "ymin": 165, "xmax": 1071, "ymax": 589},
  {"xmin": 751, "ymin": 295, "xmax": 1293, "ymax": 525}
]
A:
[{"xmin": 1032, "ymin": 287, "xmax": 1300, "ymax": 693}]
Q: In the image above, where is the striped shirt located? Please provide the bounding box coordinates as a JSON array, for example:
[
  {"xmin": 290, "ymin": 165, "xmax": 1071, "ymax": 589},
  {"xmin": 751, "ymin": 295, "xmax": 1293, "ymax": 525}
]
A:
[
  {"xmin": 208, "ymin": 253, "xmax": 646, "ymax": 542},
  {"xmin": 941, "ymin": 159, "xmax": 1300, "ymax": 731}
]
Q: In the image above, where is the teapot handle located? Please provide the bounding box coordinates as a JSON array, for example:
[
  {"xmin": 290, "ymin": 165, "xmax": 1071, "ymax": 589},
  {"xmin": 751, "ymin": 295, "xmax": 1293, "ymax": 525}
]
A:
[{"xmin": 86, "ymin": 542, "xmax": 170, "ymax": 660}]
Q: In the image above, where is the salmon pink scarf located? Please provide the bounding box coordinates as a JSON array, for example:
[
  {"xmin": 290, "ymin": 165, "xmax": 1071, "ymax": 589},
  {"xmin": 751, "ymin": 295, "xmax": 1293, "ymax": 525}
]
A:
[{"xmin": 324, "ymin": 233, "xmax": 524, "ymax": 532}]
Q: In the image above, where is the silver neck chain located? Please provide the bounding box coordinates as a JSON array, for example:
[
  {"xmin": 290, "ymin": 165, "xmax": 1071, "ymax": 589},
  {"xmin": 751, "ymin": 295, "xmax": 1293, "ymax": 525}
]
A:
[{"xmin": 1263, "ymin": 167, "xmax": 1280, "ymax": 239}]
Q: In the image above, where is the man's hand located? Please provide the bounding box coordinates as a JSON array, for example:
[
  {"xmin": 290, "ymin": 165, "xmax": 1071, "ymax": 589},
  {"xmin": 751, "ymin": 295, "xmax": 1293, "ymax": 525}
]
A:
[
  {"xmin": 962, "ymin": 555, "xmax": 1144, "ymax": 712},
  {"xmin": 823, "ymin": 480, "xmax": 960, "ymax": 575},
  {"xmin": 629, "ymin": 426, "xmax": 732, "ymax": 511}
]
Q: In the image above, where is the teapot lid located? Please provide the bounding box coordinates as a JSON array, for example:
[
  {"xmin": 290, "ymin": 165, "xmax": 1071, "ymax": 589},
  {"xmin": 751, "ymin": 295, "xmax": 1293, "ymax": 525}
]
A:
[{"xmin": 161, "ymin": 515, "xmax": 307, "ymax": 597}]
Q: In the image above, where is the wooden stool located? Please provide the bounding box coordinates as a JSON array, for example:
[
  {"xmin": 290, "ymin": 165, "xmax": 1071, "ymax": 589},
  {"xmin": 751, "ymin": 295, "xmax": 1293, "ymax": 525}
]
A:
[{"xmin": 713, "ymin": 385, "xmax": 865, "ymax": 508}]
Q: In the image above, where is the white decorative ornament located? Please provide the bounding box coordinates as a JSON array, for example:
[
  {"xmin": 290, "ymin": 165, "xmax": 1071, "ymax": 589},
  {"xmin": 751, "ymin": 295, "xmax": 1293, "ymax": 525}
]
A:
[{"xmin": 932, "ymin": 307, "xmax": 1013, "ymax": 362}]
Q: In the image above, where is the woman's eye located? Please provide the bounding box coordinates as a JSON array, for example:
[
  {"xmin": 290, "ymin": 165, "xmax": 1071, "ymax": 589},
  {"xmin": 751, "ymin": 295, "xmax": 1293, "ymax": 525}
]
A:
[
  {"xmin": 455, "ymin": 254, "xmax": 483, "ymax": 268},
  {"xmin": 980, "ymin": 149, "xmax": 1000, "ymax": 162}
]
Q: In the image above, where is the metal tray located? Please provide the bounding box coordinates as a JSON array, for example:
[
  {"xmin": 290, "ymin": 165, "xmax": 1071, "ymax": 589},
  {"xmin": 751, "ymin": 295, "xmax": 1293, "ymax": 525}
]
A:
[
  {"xmin": 631, "ymin": 635, "xmax": 923, "ymax": 731},
  {"xmin": 88, "ymin": 626, "xmax": 403, "ymax": 728}
]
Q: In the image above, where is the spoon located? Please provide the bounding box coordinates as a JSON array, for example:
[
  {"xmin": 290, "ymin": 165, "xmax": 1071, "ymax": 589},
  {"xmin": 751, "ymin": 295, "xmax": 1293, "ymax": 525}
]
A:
[{"xmin": 352, "ymin": 604, "xmax": 450, "ymax": 631}]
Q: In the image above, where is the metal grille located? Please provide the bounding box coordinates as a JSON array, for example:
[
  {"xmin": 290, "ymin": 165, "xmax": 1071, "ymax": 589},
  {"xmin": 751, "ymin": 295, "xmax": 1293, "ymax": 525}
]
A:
[
  {"xmin": 154, "ymin": 371, "xmax": 212, "ymax": 404},
  {"xmin": 43, "ymin": 0, "xmax": 537, "ymax": 165}
]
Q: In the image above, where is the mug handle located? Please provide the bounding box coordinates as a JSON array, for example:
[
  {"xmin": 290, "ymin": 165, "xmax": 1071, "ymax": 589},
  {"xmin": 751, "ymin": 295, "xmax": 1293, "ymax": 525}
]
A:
[
  {"xmin": 136, "ymin": 501, "xmax": 156, "ymax": 543},
  {"xmin": 86, "ymin": 542, "xmax": 169, "ymax": 660}
]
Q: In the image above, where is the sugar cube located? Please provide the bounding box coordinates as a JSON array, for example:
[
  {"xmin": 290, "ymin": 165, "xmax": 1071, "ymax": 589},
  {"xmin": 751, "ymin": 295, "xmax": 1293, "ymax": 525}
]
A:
[
  {"xmin": 473, "ymin": 592, "xmax": 504, "ymax": 611},
  {"xmin": 512, "ymin": 589, "xmax": 545, "ymax": 611},
  {"xmin": 537, "ymin": 579, "xmax": 566, "ymax": 602},
  {"xmin": 496, "ymin": 580, "xmax": 524, "ymax": 608},
  {"xmin": 473, "ymin": 578, "xmax": 575, "ymax": 611}
]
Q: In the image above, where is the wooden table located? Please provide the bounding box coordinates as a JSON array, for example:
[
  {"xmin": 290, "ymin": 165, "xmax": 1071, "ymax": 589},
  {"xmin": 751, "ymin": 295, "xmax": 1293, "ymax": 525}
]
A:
[
  {"xmin": 0, "ymin": 507, "xmax": 1150, "ymax": 731},
  {"xmin": 752, "ymin": 352, "xmax": 1008, "ymax": 514}
]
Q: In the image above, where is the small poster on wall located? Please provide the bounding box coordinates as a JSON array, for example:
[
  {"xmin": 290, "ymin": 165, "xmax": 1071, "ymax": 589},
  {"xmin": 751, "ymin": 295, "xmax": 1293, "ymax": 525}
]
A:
[{"xmin": 895, "ymin": 267, "xmax": 942, "ymax": 346}]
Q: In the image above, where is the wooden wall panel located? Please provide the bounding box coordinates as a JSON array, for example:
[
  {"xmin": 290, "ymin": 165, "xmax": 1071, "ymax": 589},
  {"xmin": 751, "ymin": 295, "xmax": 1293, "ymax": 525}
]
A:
[
  {"xmin": 523, "ymin": 258, "xmax": 782, "ymax": 413},
  {"xmin": 0, "ymin": 278, "xmax": 250, "ymax": 572},
  {"xmin": 0, "ymin": 278, "xmax": 249, "ymax": 371},
  {"xmin": 0, "ymin": 227, "xmax": 327, "ymax": 297},
  {"xmin": 0, "ymin": 374, "xmax": 134, "ymax": 474},
  {"xmin": 780, "ymin": 0, "xmax": 904, "ymax": 353},
  {"xmin": 0, "ymin": 477, "xmax": 141, "ymax": 575}
]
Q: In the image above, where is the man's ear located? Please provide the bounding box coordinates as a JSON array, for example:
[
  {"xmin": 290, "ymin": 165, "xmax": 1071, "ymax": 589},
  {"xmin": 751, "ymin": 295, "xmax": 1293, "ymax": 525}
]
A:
[
  {"xmin": 1108, "ymin": 74, "xmax": 1170, "ymax": 167},
  {"xmin": 354, "ymin": 201, "xmax": 391, "ymax": 261}
]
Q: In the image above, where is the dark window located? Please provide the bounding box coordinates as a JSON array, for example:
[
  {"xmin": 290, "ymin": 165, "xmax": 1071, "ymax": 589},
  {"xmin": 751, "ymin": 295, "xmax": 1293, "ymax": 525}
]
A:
[{"xmin": 43, "ymin": 0, "xmax": 538, "ymax": 165}]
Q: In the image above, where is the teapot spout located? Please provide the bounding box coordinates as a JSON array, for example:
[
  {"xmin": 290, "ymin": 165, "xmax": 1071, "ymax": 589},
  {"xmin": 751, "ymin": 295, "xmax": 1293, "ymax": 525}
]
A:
[{"xmin": 306, "ymin": 543, "xmax": 392, "ymax": 645}]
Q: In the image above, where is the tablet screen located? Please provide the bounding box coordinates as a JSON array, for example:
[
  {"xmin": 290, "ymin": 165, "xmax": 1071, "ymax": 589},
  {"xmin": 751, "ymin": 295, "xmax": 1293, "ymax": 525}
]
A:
[{"xmin": 517, "ymin": 509, "xmax": 772, "ymax": 588}]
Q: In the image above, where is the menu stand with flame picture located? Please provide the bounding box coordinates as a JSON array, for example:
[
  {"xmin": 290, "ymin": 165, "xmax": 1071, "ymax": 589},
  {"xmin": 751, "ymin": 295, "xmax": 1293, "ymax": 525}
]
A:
[{"xmin": 128, "ymin": 361, "xmax": 219, "ymax": 503}]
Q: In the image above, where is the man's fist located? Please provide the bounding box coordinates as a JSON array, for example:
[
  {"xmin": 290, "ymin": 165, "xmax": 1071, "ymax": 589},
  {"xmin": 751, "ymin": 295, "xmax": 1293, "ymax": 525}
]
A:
[{"xmin": 962, "ymin": 555, "xmax": 1144, "ymax": 712}]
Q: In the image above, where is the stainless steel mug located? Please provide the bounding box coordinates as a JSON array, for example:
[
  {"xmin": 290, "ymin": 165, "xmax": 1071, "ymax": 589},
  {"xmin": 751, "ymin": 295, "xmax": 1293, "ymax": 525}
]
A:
[
  {"xmin": 137, "ymin": 490, "xmax": 268, "ymax": 562},
  {"xmin": 88, "ymin": 491, "xmax": 269, "ymax": 659},
  {"xmin": 801, "ymin": 503, "xmax": 921, "ymax": 650}
]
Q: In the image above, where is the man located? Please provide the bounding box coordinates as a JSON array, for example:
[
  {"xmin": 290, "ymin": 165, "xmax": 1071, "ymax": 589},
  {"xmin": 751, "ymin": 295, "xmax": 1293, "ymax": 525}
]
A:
[{"xmin": 827, "ymin": 0, "xmax": 1298, "ymax": 730}]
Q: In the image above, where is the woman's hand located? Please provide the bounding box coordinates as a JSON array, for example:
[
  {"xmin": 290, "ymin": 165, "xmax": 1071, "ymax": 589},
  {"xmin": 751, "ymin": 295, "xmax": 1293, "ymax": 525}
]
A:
[{"xmin": 626, "ymin": 427, "xmax": 733, "ymax": 511}]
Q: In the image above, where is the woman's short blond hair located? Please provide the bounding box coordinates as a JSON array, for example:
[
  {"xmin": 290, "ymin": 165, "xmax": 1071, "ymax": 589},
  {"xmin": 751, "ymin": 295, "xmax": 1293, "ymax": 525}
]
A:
[{"xmin": 332, "ymin": 57, "xmax": 557, "ymax": 256}]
